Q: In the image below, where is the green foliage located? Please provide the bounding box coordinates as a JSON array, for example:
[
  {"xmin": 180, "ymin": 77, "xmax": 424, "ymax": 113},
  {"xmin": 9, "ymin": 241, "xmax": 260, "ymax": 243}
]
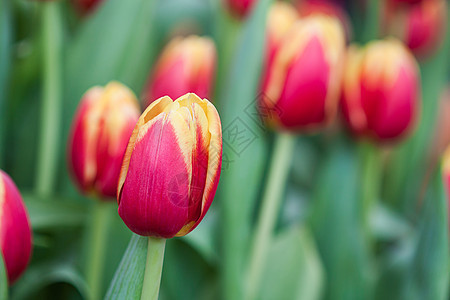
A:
[
  {"xmin": 260, "ymin": 226, "xmax": 323, "ymax": 300},
  {"xmin": 309, "ymin": 140, "xmax": 374, "ymax": 300},
  {"xmin": 0, "ymin": 252, "xmax": 7, "ymax": 300},
  {"xmin": 216, "ymin": 0, "xmax": 272, "ymax": 298},
  {"xmin": 105, "ymin": 235, "xmax": 148, "ymax": 299}
]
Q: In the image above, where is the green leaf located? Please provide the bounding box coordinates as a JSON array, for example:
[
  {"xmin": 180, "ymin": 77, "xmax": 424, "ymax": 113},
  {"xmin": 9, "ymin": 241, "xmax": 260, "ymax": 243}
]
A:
[
  {"xmin": 11, "ymin": 262, "xmax": 89, "ymax": 300},
  {"xmin": 0, "ymin": 251, "xmax": 8, "ymax": 300},
  {"xmin": 105, "ymin": 234, "xmax": 148, "ymax": 299},
  {"xmin": 309, "ymin": 140, "xmax": 374, "ymax": 300},
  {"xmin": 405, "ymin": 166, "xmax": 449, "ymax": 299},
  {"xmin": 22, "ymin": 194, "xmax": 88, "ymax": 231},
  {"xmin": 217, "ymin": 0, "xmax": 272, "ymax": 298},
  {"xmin": 259, "ymin": 226, "xmax": 323, "ymax": 300},
  {"xmin": 376, "ymin": 166, "xmax": 450, "ymax": 300},
  {"xmin": 0, "ymin": 0, "xmax": 12, "ymax": 168}
]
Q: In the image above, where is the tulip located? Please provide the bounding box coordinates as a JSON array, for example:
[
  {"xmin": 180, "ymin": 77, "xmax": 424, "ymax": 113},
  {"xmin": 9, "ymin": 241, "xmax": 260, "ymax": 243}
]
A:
[
  {"xmin": 385, "ymin": 0, "xmax": 447, "ymax": 58},
  {"xmin": 0, "ymin": 171, "xmax": 32, "ymax": 284},
  {"xmin": 223, "ymin": 0, "xmax": 258, "ymax": 18},
  {"xmin": 117, "ymin": 93, "xmax": 222, "ymax": 238},
  {"xmin": 341, "ymin": 39, "xmax": 420, "ymax": 142},
  {"xmin": 71, "ymin": 0, "xmax": 103, "ymax": 15},
  {"xmin": 68, "ymin": 81, "xmax": 140, "ymax": 198},
  {"xmin": 143, "ymin": 36, "xmax": 216, "ymax": 109},
  {"xmin": 261, "ymin": 15, "xmax": 345, "ymax": 131}
]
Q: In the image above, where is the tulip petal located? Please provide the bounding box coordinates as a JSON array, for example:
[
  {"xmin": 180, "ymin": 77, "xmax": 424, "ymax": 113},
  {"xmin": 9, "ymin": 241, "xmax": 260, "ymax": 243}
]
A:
[
  {"xmin": 117, "ymin": 96, "xmax": 173, "ymax": 199},
  {"xmin": 0, "ymin": 171, "xmax": 32, "ymax": 284}
]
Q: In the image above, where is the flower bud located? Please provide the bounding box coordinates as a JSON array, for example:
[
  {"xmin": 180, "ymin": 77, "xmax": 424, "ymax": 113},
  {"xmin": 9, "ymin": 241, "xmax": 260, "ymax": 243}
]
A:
[
  {"xmin": 341, "ymin": 39, "xmax": 420, "ymax": 142},
  {"xmin": 385, "ymin": 0, "xmax": 447, "ymax": 58},
  {"xmin": 118, "ymin": 93, "xmax": 222, "ymax": 238},
  {"xmin": 72, "ymin": 0, "xmax": 103, "ymax": 15},
  {"xmin": 143, "ymin": 36, "xmax": 216, "ymax": 108},
  {"xmin": 223, "ymin": 0, "xmax": 258, "ymax": 18},
  {"xmin": 261, "ymin": 15, "xmax": 345, "ymax": 131},
  {"xmin": 0, "ymin": 171, "xmax": 32, "ymax": 284},
  {"xmin": 68, "ymin": 82, "xmax": 140, "ymax": 198}
]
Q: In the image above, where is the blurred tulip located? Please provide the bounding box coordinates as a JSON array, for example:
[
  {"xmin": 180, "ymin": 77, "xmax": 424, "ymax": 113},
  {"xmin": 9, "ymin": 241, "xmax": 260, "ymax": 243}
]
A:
[
  {"xmin": 341, "ymin": 39, "xmax": 420, "ymax": 142},
  {"xmin": 72, "ymin": 0, "xmax": 103, "ymax": 15},
  {"xmin": 118, "ymin": 93, "xmax": 222, "ymax": 238},
  {"xmin": 68, "ymin": 82, "xmax": 140, "ymax": 198},
  {"xmin": 143, "ymin": 36, "xmax": 216, "ymax": 109},
  {"xmin": 223, "ymin": 0, "xmax": 258, "ymax": 18},
  {"xmin": 261, "ymin": 15, "xmax": 345, "ymax": 131},
  {"xmin": 0, "ymin": 171, "xmax": 32, "ymax": 284},
  {"xmin": 295, "ymin": 0, "xmax": 352, "ymax": 41},
  {"xmin": 386, "ymin": 0, "xmax": 447, "ymax": 58}
]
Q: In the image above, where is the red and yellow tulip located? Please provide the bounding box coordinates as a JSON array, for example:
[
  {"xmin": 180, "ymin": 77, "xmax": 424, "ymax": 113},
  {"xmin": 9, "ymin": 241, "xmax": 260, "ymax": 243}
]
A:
[
  {"xmin": 68, "ymin": 82, "xmax": 140, "ymax": 198},
  {"xmin": 386, "ymin": 0, "xmax": 447, "ymax": 58},
  {"xmin": 341, "ymin": 39, "xmax": 420, "ymax": 142},
  {"xmin": 261, "ymin": 14, "xmax": 345, "ymax": 131},
  {"xmin": 143, "ymin": 36, "xmax": 216, "ymax": 109},
  {"xmin": 0, "ymin": 170, "xmax": 32, "ymax": 285},
  {"xmin": 117, "ymin": 93, "xmax": 222, "ymax": 238}
]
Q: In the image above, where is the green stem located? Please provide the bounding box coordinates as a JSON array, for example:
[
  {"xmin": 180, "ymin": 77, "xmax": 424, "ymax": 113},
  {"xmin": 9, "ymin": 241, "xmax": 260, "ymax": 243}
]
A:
[
  {"xmin": 36, "ymin": 2, "xmax": 62, "ymax": 196},
  {"xmin": 359, "ymin": 141, "xmax": 381, "ymax": 239},
  {"xmin": 245, "ymin": 133, "xmax": 296, "ymax": 300},
  {"xmin": 85, "ymin": 200, "xmax": 112, "ymax": 300},
  {"xmin": 0, "ymin": 251, "xmax": 7, "ymax": 300},
  {"xmin": 141, "ymin": 237, "xmax": 166, "ymax": 300}
]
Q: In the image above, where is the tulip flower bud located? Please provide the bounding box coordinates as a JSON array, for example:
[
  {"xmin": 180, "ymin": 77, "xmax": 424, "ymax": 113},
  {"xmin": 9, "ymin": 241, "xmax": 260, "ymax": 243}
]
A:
[
  {"xmin": 143, "ymin": 36, "xmax": 216, "ymax": 109},
  {"xmin": 223, "ymin": 0, "xmax": 258, "ymax": 18},
  {"xmin": 341, "ymin": 39, "xmax": 420, "ymax": 142},
  {"xmin": 261, "ymin": 15, "xmax": 345, "ymax": 131},
  {"xmin": 72, "ymin": 0, "xmax": 103, "ymax": 15},
  {"xmin": 0, "ymin": 171, "xmax": 32, "ymax": 284},
  {"xmin": 118, "ymin": 93, "xmax": 222, "ymax": 238},
  {"xmin": 385, "ymin": 0, "xmax": 447, "ymax": 58},
  {"xmin": 68, "ymin": 82, "xmax": 140, "ymax": 198}
]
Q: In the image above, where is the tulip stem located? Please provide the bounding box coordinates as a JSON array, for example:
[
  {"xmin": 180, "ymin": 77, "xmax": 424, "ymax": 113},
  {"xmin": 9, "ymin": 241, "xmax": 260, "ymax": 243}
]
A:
[
  {"xmin": 141, "ymin": 237, "xmax": 166, "ymax": 300},
  {"xmin": 36, "ymin": 2, "xmax": 62, "ymax": 196},
  {"xmin": 245, "ymin": 133, "xmax": 296, "ymax": 300},
  {"xmin": 0, "ymin": 251, "xmax": 7, "ymax": 300},
  {"xmin": 85, "ymin": 200, "xmax": 112, "ymax": 300},
  {"xmin": 359, "ymin": 141, "xmax": 381, "ymax": 242}
]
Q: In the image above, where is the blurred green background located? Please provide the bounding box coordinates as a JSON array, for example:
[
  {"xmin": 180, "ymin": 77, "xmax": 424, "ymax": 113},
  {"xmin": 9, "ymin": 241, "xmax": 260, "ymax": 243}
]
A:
[{"xmin": 0, "ymin": 0, "xmax": 449, "ymax": 299}]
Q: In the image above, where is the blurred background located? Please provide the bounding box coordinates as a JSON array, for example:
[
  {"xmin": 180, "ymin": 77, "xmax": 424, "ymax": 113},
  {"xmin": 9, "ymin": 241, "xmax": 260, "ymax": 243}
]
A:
[{"xmin": 0, "ymin": 0, "xmax": 449, "ymax": 299}]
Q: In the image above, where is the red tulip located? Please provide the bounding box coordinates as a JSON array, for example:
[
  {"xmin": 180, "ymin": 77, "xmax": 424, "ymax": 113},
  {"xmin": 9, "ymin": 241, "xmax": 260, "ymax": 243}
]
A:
[
  {"xmin": 68, "ymin": 82, "xmax": 140, "ymax": 198},
  {"xmin": 385, "ymin": 0, "xmax": 446, "ymax": 58},
  {"xmin": 341, "ymin": 39, "xmax": 420, "ymax": 142},
  {"xmin": 223, "ymin": 0, "xmax": 258, "ymax": 18},
  {"xmin": 0, "ymin": 170, "xmax": 32, "ymax": 284},
  {"xmin": 143, "ymin": 36, "xmax": 216, "ymax": 109},
  {"xmin": 117, "ymin": 93, "xmax": 222, "ymax": 238},
  {"xmin": 261, "ymin": 15, "xmax": 345, "ymax": 131}
]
